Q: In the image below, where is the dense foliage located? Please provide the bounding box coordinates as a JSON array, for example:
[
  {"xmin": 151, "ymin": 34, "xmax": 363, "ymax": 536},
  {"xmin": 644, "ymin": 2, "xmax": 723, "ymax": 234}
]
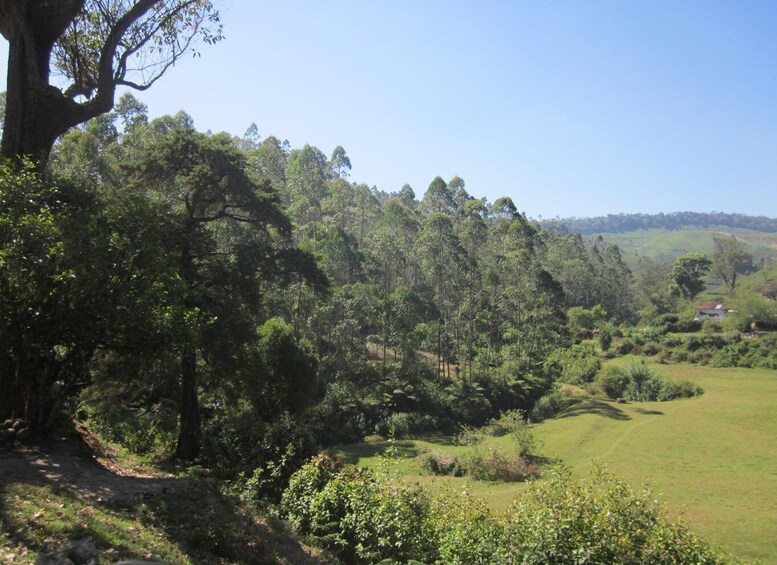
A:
[
  {"xmin": 5, "ymin": 99, "xmax": 638, "ymax": 466},
  {"xmin": 282, "ymin": 456, "xmax": 723, "ymax": 564}
]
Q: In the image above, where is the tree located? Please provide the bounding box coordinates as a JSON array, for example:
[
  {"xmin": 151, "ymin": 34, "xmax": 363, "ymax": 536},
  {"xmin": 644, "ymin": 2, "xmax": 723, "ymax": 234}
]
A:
[
  {"xmin": 421, "ymin": 176, "xmax": 455, "ymax": 216},
  {"xmin": 329, "ymin": 145, "xmax": 351, "ymax": 179},
  {"xmin": 397, "ymin": 184, "xmax": 416, "ymax": 209},
  {"xmin": 129, "ymin": 126, "xmax": 290, "ymax": 459},
  {"xmin": 671, "ymin": 252, "xmax": 712, "ymax": 299},
  {"xmin": 0, "ymin": 0, "xmax": 221, "ymax": 167},
  {"xmin": 712, "ymin": 234, "xmax": 751, "ymax": 293}
]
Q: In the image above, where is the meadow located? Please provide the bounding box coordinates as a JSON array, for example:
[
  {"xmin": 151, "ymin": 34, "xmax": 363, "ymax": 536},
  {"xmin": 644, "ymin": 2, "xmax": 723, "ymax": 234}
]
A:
[{"xmin": 330, "ymin": 361, "xmax": 777, "ymax": 562}]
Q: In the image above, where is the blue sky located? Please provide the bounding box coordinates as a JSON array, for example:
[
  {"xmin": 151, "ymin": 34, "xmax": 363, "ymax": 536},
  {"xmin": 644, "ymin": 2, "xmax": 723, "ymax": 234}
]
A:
[{"xmin": 2, "ymin": 1, "xmax": 776, "ymax": 218}]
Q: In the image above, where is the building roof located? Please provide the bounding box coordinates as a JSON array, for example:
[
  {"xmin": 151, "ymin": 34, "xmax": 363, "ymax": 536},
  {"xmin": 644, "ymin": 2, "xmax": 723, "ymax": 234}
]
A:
[{"xmin": 696, "ymin": 301, "xmax": 726, "ymax": 310}]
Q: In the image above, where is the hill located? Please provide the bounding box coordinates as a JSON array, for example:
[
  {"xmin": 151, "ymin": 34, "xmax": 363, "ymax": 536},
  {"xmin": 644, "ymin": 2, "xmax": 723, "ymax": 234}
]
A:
[
  {"xmin": 585, "ymin": 226, "xmax": 777, "ymax": 265},
  {"xmin": 541, "ymin": 212, "xmax": 777, "ymax": 265},
  {"xmin": 542, "ymin": 212, "xmax": 777, "ymax": 235}
]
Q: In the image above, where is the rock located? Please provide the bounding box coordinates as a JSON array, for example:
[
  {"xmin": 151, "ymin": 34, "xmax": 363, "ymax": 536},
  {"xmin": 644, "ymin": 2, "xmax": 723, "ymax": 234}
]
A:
[
  {"xmin": 3, "ymin": 418, "xmax": 12, "ymax": 428},
  {"xmin": 12, "ymin": 419, "xmax": 26, "ymax": 430},
  {"xmin": 616, "ymin": 397, "xmax": 627, "ymax": 404},
  {"xmin": 65, "ymin": 539, "xmax": 100, "ymax": 565},
  {"xmin": 34, "ymin": 552, "xmax": 74, "ymax": 565},
  {"xmin": 35, "ymin": 540, "xmax": 99, "ymax": 565},
  {"xmin": 16, "ymin": 427, "xmax": 32, "ymax": 441},
  {"xmin": 3, "ymin": 428, "xmax": 16, "ymax": 442}
]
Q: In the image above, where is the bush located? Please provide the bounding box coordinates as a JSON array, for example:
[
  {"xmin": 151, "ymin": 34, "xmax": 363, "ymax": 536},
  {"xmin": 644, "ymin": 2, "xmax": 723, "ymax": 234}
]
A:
[
  {"xmin": 421, "ymin": 451, "xmax": 464, "ymax": 477},
  {"xmin": 237, "ymin": 413, "xmax": 318, "ymax": 503},
  {"xmin": 456, "ymin": 410, "xmax": 536, "ymax": 456},
  {"xmin": 432, "ymin": 494, "xmax": 503, "ymax": 565},
  {"xmin": 596, "ymin": 368, "xmax": 631, "ymax": 399},
  {"xmin": 641, "ymin": 341, "xmax": 662, "ymax": 356},
  {"xmin": 499, "ymin": 467, "xmax": 721, "ymax": 564},
  {"xmin": 597, "ymin": 362, "xmax": 704, "ymax": 402},
  {"xmin": 282, "ymin": 461, "xmax": 723, "ymax": 564},
  {"xmin": 551, "ymin": 346, "xmax": 600, "ymax": 385},
  {"xmin": 286, "ymin": 462, "xmax": 437, "ymax": 563},
  {"xmin": 598, "ymin": 329, "xmax": 613, "ymax": 351},
  {"xmin": 280, "ymin": 454, "xmax": 342, "ymax": 531},
  {"xmin": 465, "ymin": 449, "xmax": 540, "ymax": 482},
  {"xmin": 374, "ymin": 411, "xmax": 437, "ymax": 438},
  {"xmin": 529, "ymin": 389, "xmax": 572, "ymax": 422},
  {"xmin": 659, "ymin": 380, "xmax": 704, "ymax": 401}
]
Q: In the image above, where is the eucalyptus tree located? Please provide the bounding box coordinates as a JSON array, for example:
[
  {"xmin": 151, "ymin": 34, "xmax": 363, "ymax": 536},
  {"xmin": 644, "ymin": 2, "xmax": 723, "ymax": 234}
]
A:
[
  {"xmin": 373, "ymin": 198, "xmax": 421, "ymax": 370},
  {"xmin": 286, "ymin": 144, "xmax": 328, "ymax": 238},
  {"xmin": 249, "ymin": 136, "xmax": 289, "ymax": 199},
  {"xmin": 417, "ymin": 212, "xmax": 466, "ymax": 379},
  {"xmin": 458, "ymin": 199, "xmax": 488, "ymax": 380},
  {"xmin": 421, "ymin": 176, "xmax": 455, "ymax": 216},
  {"xmin": 329, "ymin": 145, "xmax": 352, "ymax": 179}
]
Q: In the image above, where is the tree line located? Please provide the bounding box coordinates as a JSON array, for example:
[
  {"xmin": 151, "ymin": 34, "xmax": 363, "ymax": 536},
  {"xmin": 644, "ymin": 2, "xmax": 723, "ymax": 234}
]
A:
[{"xmin": 543, "ymin": 211, "xmax": 777, "ymax": 235}]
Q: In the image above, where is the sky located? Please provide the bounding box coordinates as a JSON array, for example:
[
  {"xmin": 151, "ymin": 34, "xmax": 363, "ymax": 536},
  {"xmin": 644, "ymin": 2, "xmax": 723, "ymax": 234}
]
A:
[{"xmin": 1, "ymin": 1, "xmax": 776, "ymax": 219}]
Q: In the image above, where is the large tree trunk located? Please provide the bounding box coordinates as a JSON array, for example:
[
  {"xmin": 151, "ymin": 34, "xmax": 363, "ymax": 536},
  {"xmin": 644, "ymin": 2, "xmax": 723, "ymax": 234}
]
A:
[
  {"xmin": 175, "ymin": 237, "xmax": 201, "ymax": 460},
  {"xmin": 0, "ymin": 321, "xmax": 55, "ymax": 428},
  {"xmin": 0, "ymin": 0, "xmax": 87, "ymax": 167},
  {"xmin": 176, "ymin": 343, "xmax": 201, "ymax": 460}
]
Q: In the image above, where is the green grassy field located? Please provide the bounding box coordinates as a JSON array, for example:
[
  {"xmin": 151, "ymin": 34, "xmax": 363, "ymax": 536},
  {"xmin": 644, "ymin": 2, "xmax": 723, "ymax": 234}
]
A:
[{"xmin": 331, "ymin": 362, "xmax": 777, "ymax": 562}]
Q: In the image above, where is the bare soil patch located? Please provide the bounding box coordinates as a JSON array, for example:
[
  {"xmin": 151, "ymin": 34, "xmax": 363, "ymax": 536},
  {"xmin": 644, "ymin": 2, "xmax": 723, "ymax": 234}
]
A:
[{"xmin": 0, "ymin": 424, "xmax": 180, "ymax": 503}]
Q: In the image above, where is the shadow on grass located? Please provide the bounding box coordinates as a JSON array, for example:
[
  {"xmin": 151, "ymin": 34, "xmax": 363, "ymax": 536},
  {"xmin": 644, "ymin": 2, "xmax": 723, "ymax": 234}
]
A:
[
  {"xmin": 633, "ymin": 407, "xmax": 664, "ymax": 415},
  {"xmin": 555, "ymin": 397, "xmax": 631, "ymax": 421},
  {"xmin": 138, "ymin": 480, "xmax": 326, "ymax": 564},
  {"xmin": 329, "ymin": 440, "xmax": 419, "ymax": 465},
  {"xmin": 417, "ymin": 435, "xmax": 457, "ymax": 446}
]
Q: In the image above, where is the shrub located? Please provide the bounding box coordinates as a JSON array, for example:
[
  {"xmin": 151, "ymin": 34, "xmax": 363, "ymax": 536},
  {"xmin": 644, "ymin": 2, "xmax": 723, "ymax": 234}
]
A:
[
  {"xmin": 597, "ymin": 363, "xmax": 703, "ymax": 402},
  {"xmin": 237, "ymin": 413, "xmax": 318, "ymax": 503},
  {"xmin": 659, "ymin": 380, "xmax": 704, "ymax": 401},
  {"xmin": 598, "ymin": 329, "xmax": 613, "ymax": 351},
  {"xmin": 421, "ymin": 451, "xmax": 464, "ymax": 477},
  {"xmin": 280, "ymin": 454, "xmax": 342, "ymax": 531},
  {"xmin": 499, "ymin": 467, "xmax": 721, "ymax": 564},
  {"xmin": 288, "ymin": 463, "xmax": 437, "ymax": 563},
  {"xmin": 282, "ymin": 462, "xmax": 723, "ymax": 564},
  {"xmin": 465, "ymin": 449, "xmax": 540, "ymax": 482},
  {"xmin": 374, "ymin": 411, "xmax": 437, "ymax": 438},
  {"xmin": 551, "ymin": 346, "xmax": 601, "ymax": 385},
  {"xmin": 529, "ymin": 389, "xmax": 571, "ymax": 422},
  {"xmin": 456, "ymin": 410, "xmax": 536, "ymax": 456},
  {"xmin": 596, "ymin": 367, "xmax": 631, "ymax": 399},
  {"xmin": 641, "ymin": 341, "xmax": 662, "ymax": 356},
  {"xmin": 432, "ymin": 494, "xmax": 503, "ymax": 565}
]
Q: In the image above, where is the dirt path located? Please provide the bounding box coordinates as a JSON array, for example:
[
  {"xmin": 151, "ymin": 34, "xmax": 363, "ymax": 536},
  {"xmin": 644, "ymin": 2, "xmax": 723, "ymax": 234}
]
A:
[{"xmin": 0, "ymin": 426, "xmax": 181, "ymax": 502}]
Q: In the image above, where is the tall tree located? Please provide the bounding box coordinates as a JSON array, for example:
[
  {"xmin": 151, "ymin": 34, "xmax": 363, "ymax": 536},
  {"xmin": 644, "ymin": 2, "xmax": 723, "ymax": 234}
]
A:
[
  {"xmin": 0, "ymin": 0, "xmax": 221, "ymax": 167},
  {"xmin": 712, "ymin": 234, "xmax": 751, "ymax": 293},
  {"xmin": 129, "ymin": 126, "xmax": 290, "ymax": 459},
  {"xmin": 329, "ymin": 145, "xmax": 351, "ymax": 179},
  {"xmin": 671, "ymin": 252, "xmax": 712, "ymax": 299}
]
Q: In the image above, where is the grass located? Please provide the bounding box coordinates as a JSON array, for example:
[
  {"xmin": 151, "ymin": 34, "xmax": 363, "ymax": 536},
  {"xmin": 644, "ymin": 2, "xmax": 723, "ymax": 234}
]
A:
[
  {"xmin": 0, "ymin": 477, "xmax": 323, "ymax": 564},
  {"xmin": 587, "ymin": 226, "xmax": 777, "ymax": 266},
  {"xmin": 332, "ymin": 362, "xmax": 777, "ymax": 562}
]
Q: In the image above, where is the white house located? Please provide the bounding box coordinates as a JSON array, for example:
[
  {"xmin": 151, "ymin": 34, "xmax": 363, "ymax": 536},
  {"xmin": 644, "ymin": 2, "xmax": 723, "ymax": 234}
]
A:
[{"xmin": 694, "ymin": 301, "xmax": 730, "ymax": 321}]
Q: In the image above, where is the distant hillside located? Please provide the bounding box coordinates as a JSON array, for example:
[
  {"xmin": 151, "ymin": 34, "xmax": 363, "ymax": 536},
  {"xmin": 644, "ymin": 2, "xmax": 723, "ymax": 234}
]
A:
[
  {"xmin": 541, "ymin": 212, "xmax": 777, "ymax": 235},
  {"xmin": 540, "ymin": 213, "xmax": 777, "ymax": 265}
]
